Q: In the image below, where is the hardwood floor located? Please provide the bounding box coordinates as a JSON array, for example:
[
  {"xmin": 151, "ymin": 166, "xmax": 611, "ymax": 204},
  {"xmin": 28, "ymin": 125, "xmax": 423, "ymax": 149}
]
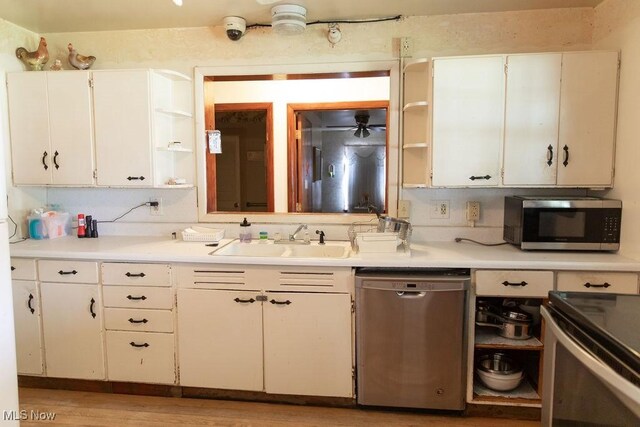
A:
[{"xmin": 18, "ymin": 387, "xmax": 541, "ymax": 426}]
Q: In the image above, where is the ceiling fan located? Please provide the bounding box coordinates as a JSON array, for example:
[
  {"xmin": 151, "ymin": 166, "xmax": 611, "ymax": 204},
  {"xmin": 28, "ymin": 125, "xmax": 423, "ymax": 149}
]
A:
[{"xmin": 322, "ymin": 110, "xmax": 387, "ymax": 138}]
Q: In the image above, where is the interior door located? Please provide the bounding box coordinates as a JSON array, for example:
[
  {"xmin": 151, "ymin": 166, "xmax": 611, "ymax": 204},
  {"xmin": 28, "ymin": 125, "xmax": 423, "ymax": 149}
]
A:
[{"xmin": 215, "ymin": 135, "xmax": 241, "ymax": 211}]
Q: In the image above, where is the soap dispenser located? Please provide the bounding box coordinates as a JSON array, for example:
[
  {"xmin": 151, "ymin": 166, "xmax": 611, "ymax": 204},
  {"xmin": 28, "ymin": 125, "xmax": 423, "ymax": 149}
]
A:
[{"xmin": 239, "ymin": 217, "xmax": 252, "ymax": 242}]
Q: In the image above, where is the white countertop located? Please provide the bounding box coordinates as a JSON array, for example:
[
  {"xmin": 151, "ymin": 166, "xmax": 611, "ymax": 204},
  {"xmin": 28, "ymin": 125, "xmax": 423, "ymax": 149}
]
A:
[{"xmin": 9, "ymin": 236, "xmax": 640, "ymax": 271}]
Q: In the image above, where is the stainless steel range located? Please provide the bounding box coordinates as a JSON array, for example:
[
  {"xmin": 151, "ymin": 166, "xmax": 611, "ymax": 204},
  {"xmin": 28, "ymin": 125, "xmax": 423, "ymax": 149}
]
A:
[{"xmin": 542, "ymin": 292, "xmax": 640, "ymax": 426}]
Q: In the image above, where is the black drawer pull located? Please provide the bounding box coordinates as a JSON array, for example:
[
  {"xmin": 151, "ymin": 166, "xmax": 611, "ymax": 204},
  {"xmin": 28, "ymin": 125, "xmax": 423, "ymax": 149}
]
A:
[
  {"xmin": 234, "ymin": 297, "xmax": 256, "ymax": 304},
  {"xmin": 125, "ymin": 272, "xmax": 146, "ymax": 278},
  {"xmin": 89, "ymin": 298, "xmax": 96, "ymax": 318},
  {"xmin": 42, "ymin": 151, "xmax": 49, "ymax": 170},
  {"xmin": 53, "ymin": 151, "xmax": 60, "ymax": 169},
  {"xmin": 58, "ymin": 269, "xmax": 78, "ymax": 275},
  {"xmin": 28, "ymin": 293, "xmax": 35, "ymax": 314},
  {"xmin": 126, "ymin": 176, "xmax": 146, "ymax": 181},
  {"xmin": 584, "ymin": 282, "xmax": 611, "ymax": 289},
  {"xmin": 128, "ymin": 318, "xmax": 148, "ymax": 324},
  {"xmin": 469, "ymin": 175, "xmax": 491, "ymax": 181},
  {"xmin": 129, "ymin": 342, "xmax": 149, "ymax": 348},
  {"xmin": 11, "ymin": 266, "xmax": 15, "ymax": 271},
  {"xmin": 126, "ymin": 295, "xmax": 147, "ymax": 301},
  {"xmin": 269, "ymin": 299, "xmax": 292, "ymax": 305},
  {"xmin": 502, "ymin": 280, "xmax": 528, "ymax": 287},
  {"xmin": 546, "ymin": 145, "xmax": 553, "ymax": 166}
]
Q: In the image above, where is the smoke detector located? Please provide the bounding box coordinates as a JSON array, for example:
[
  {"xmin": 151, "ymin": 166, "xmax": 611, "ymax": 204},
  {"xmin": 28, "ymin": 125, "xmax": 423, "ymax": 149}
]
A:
[{"xmin": 271, "ymin": 4, "xmax": 307, "ymax": 35}]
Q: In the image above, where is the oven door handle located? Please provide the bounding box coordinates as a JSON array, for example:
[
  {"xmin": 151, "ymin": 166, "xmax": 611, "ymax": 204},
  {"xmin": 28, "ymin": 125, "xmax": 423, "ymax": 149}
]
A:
[{"xmin": 541, "ymin": 306, "xmax": 640, "ymax": 418}]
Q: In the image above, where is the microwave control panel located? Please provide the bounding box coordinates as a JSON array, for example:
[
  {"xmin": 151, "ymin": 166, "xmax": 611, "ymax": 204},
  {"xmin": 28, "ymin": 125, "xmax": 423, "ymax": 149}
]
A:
[{"xmin": 603, "ymin": 215, "xmax": 621, "ymax": 242}]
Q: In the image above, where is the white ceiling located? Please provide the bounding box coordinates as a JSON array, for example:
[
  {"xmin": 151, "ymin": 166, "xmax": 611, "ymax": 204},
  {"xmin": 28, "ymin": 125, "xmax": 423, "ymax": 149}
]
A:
[{"xmin": 0, "ymin": 0, "xmax": 604, "ymax": 33}]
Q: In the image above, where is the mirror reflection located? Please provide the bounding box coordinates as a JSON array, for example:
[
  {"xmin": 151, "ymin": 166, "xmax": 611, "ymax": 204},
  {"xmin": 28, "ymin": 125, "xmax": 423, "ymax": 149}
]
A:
[{"xmin": 289, "ymin": 107, "xmax": 387, "ymax": 213}]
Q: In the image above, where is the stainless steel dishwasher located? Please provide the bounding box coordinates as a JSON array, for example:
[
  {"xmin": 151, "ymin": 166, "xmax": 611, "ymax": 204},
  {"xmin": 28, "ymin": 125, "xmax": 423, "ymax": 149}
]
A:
[{"xmin": 355, "ymin": 268, "xmax": 469, "ymax": 410}]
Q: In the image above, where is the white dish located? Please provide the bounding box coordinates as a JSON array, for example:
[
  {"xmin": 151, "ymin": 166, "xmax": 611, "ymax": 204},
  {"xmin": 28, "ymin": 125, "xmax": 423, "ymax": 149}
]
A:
[{"xmin": 476, "ymin": 368, "xmax": 523, "ymax": 391}]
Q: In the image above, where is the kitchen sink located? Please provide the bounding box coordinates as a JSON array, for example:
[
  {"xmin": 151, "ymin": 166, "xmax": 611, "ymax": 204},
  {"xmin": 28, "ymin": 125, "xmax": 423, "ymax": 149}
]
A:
[{"xmin": 212, "ymin": 240, "xmax": 351, "ymax": 259}]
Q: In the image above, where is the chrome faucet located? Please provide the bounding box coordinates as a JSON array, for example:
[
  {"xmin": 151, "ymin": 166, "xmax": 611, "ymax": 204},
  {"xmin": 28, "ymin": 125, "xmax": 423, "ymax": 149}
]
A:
[{"xmin": 290, "ymin": 224, "xmax": 308, "ymax": 241}]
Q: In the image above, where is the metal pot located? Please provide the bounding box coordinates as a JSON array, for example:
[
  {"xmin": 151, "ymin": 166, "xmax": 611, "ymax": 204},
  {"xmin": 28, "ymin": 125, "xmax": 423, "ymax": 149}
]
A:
[
  {"xmin": 476, "ymin": 311, "xmax": 533, "ymax": 340},
  {"xmin": 377, "ymin": 215, "xmax": 412, "ymax": 240},
  {"xmin": 476, "ymin": 300, "xmax": 500, "ymax": 323},
  {"xmin": 368, "ymin": 205, "xmax": 412, "ymax": 241}
]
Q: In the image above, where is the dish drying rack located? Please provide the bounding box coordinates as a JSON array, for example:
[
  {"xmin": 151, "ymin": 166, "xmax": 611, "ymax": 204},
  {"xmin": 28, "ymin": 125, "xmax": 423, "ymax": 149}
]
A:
[
  {"xmin": 348, "ymin": 218, "xmax": 412, "ymax": 254},
  {"xmin": 181, "ymin": 226, "xmax": 225, "ymax": 242}
]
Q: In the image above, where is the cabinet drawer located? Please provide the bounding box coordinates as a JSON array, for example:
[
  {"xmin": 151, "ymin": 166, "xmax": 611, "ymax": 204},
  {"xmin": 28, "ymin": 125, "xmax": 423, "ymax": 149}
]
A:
[
  {"xmin": 104, "ymin": 308, "xmax": 174, "ymax": 332},
  {"xmin": 475, "ymin": 270, "xmax": 554, "ymax": 297},
  {"xmin": 11, "ymin": 258, "xmax": 36, "ymax": 280},
  {"xmin": 102, "ymin": 263, "xmax": 171, "ymax": 286},
  {"xmin": 557, "ymin": 272, "xmax": 638, "ymax": 294},
  {"xmin": 103, "ymin": 286, "xmax": 173, "ymax": 309},
  {"xmin": 38, "ymin": 260, "xmax": 98, "ymax": 283},
  {"xmin": 106, "ymin": 331, "xmax": 176, "ymax": 384}
]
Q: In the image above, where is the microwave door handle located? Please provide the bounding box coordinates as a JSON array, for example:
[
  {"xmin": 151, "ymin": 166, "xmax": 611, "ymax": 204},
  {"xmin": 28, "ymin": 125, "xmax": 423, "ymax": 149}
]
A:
[{"xmin": 541, "ymin": 307, "xmax": 640, "ymax": 418}]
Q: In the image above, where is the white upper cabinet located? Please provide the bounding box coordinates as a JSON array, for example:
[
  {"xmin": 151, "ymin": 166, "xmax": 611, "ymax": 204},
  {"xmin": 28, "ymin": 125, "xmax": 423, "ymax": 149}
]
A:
[
  {"xmin": 557, "ymin": 51, "xmax": 619, "ymax": 187},
  {"xmin": 431, "ymin": 56, "xmax": 505, "ymax": 187},
  {"xmin": 7, "ymin": 71, "xmax": 95, "ymax": 185},
  {"xmin": 503, "ymin": 51, "xmax": 619, "ymax": 187},
  {"xmin": 93, "ymin": 70, "xmax": 153, "ymax": 187},
  {"xmin": 502, "ymin": 54, "xmax": 562, "ymax": 186}
]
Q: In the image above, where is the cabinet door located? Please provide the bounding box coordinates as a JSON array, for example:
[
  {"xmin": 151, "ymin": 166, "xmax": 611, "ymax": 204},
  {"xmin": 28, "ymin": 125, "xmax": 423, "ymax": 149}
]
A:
[
  {"xmin": 46, "ymin": 71, "xmax": 95, "ymax": 185},
  {"xmin": 177, "ymin": 289, "xmax": 263, "ymax": 391},
  {"xmin": 40, "ymin": 282, "xmax": 104, "ymax": 379},
  {"xmin": 557, "ymin": 51, "xmax": 618, "ymax": 187},
  {"xmin": 263, "ymin": 292, "xmax": 352, "ymax": 397},
  {"xmin": 7, "ymin": 72, "xmax": 52, "ymax": 185},
  {"xmin": 503, "ymin": 54, "xmax": 562, "ymax": 186},
  {"xmin": 12, "ymin": 280, "xmax": 44, "ymax": 375},
  {"xmin": 93, "ymin": 70, "xmax": 153, "ymax": 187},
  {"xmin": 431, "ymin": 56, "xmax": 505, "ymax": 187}
]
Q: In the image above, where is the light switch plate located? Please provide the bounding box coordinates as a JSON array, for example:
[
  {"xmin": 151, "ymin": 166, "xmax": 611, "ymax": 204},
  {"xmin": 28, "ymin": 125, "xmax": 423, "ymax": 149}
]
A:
[{"xmin": 398, "ymin": 200, "xmax": 411, "ymax": 218}]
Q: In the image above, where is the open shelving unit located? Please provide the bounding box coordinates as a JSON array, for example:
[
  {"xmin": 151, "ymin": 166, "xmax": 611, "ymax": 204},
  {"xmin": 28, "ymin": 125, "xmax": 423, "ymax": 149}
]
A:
[
  {"xmin": 469, "ymin": 296, "xmax": 545, "ymax": 408},
  {"xmin": 151, "ymin": 69, "xmax": 195, "ymax": 188},
  {"xmin": 401, "ymin": 58, "xmax": 431, "ymax": 187}
]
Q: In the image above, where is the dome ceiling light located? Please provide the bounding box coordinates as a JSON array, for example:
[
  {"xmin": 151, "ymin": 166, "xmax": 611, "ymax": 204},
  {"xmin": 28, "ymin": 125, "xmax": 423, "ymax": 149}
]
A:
[{"xmin": 271, "ymin": 4, "xmax": 307, "ymax": 35}]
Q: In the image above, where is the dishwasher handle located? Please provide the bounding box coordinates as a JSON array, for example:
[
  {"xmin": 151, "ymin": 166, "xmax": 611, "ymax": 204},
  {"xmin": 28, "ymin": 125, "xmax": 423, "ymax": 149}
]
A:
[{"xmin": 396, "ymin": 291, "xmax": 426, "ymax": 298}]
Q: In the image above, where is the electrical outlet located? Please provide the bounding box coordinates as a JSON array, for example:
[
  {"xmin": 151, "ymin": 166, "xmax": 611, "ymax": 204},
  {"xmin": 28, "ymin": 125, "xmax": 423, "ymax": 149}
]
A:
[
  {"xmin": 431, "ymin": 200, "xmax": 449, "ymax": 219},
  {"xmin": 400, "ymin": 37, "xmax": 413, "ymax": 57},
  {"xmin": 150, "ymin": 198, "xmax": 163, "ymax": 216},
  {"xmin": 467, "ymin": 201, "xmax": 480, "ymax": 221},
  {"xmin": 398, "ymin": 200, "xmax": 411, "ymax": 219}
]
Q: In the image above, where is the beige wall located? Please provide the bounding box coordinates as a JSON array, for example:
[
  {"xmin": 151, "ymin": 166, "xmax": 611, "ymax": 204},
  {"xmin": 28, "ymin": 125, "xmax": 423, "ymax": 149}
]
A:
[{"xmin": 593, "ymin": 0, "xmax": 640, "ymax": 256}]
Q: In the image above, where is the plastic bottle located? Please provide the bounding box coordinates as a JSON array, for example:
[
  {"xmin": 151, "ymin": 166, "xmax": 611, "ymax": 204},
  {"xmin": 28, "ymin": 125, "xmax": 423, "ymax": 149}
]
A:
[
  {"xmin": 239, "ymin": 218, "xmax": 252, "ymax": 242},
  {"xmin": 77, "ymin": 214, "xmax": 86, "ymax": 238}
]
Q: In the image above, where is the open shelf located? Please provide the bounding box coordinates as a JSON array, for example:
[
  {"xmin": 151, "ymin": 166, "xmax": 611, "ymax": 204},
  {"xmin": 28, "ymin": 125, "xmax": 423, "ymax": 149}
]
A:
[
  {"xmin": 403, "ymin": 101, "xmax": 429, "ymax": 111},
  {"xmin": 156, "ymin": 146, "xmax": 193, "ymax": 153},
  {"xmin": 403, "ymin": 143, "xmax": 428, "ymax": 149},
  {"xmin": 473, "ymin": 376, "xmax": 541, "ymax": 407},
  {"xmin": 155, "ymin": 108, "xmax": 193, "ymax": 118},
  {"xmin": 474, "ymin": 327, "xmax": 543, "ymax": 350},
  {"xmin": 154, "ymin": 69, "xmax": 192, "ymax": 82}
]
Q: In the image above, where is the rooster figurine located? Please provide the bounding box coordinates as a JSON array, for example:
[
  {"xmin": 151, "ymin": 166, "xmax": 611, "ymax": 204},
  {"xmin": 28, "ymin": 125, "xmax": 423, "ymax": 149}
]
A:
[
  {"xmin": 67, "ymin": 43, "xmax": 96, "ymax": 70},
  {"xmin": 16, "ymin": 37, "xmax": 49, "ymax": 71}
]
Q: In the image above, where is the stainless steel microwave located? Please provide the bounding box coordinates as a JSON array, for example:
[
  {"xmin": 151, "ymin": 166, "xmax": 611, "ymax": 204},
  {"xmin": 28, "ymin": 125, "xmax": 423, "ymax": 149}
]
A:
[{"xmin": 503, "ymin": 196, "xmax": 622, "ymax": 251}]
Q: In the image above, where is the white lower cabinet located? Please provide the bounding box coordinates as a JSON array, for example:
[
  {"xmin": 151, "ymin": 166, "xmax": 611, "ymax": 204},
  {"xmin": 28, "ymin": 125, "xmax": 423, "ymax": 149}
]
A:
[
  {"xmin": 263, "ymin": 292, "xmax": 352, "ymax": 397},
  {"xmin": 176, "ymin": 264, "xmax": 354, "ymax": 398},
  {"xmin": 102, "ymin": 262, "xmax": 176, "ymax": 384},
  {"xmin": 177, "ymin": 289, "xmax": 264, "ymax": 391},
  {"xmin": 40, "ymin": 282, "xmax": 105, "ymax": 379},
  {"xmin": 106, "ymin": 331, "xmax": 176, "ymax": 384},
  {"xmin": 12, "ymin": 280, "xmax": 44, "ymax": 375}
]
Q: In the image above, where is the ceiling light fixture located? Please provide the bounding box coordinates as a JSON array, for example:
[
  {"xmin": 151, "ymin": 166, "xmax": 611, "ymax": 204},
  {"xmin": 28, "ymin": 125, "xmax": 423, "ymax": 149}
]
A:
[
  {"xmin": 172, "ymin": 0, "xmax": 183, "ymax": 6},
  {"xmin": 271, "ymin": 4, "xmax": 307, "ymax": 35}
]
